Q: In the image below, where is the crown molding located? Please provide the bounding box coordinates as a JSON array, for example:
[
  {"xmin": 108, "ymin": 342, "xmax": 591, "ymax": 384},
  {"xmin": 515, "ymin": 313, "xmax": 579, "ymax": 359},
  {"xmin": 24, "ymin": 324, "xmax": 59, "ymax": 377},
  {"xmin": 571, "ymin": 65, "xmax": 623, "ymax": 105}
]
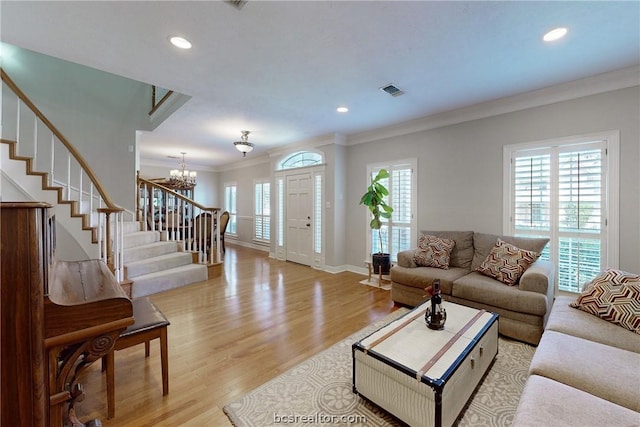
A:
[
  {"xmin": 139, "ymin": 158, "xmax": 216, "ymax": 172},
  {"xmin": 216, "ymin": 154, "xmax": 271, "ymax": 172},
  {"xmin": 347, "ymin": 65, "xmax": 640, "ymax": 146},
  {"xmin": 267, "ymin": 132, "xmax": 346, "ymax": 159}
]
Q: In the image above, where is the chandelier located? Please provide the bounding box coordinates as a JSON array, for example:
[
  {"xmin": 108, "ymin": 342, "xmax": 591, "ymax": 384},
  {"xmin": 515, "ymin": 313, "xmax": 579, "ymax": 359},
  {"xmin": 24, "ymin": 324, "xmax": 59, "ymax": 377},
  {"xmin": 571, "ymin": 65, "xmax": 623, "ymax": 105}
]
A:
[
  {"xmin": 169, "ymin": 152, "xmax": 196, "ymax": 187},
  {"xmin": 233, "ymin": 130, "xmax": 254, "ymax": 157}
]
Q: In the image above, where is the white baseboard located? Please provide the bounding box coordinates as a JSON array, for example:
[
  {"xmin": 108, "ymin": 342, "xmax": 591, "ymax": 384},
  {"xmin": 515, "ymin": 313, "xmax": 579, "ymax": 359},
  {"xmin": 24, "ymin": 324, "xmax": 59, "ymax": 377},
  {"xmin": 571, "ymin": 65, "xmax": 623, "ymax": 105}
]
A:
[{"xmin": 227, "ymin": 239, "xmax": 270, "ymax": 252}]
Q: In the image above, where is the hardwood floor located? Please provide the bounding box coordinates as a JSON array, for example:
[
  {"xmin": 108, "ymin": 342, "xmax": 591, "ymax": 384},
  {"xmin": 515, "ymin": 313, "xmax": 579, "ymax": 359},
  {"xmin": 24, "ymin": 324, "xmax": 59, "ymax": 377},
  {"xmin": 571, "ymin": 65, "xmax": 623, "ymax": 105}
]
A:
[{"xmin": 79, "ymin": 244, "xmax": 396, "ymax": 426}]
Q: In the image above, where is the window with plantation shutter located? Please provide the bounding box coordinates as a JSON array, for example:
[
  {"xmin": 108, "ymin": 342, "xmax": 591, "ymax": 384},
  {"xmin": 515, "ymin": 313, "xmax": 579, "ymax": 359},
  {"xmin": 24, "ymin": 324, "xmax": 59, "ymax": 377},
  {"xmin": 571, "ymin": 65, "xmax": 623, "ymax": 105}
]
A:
[
  {"xmin": 505, "ymin": 132, "xmax": 619, "ymax": 293},
  {"xmin": 224, "ymin": 183, "xmax": 237, "ymax": 235},
  {"xmin": 314, "ymin": 174, "xmax": 322, "ymax": 254},
  {"xmin": 277, "ymin": 177, "xmax": 284, "ymax": 247},
  {"xmin": 367, "ymin": 159, "xmax": 417, "ymax": 262},
  {"xmin": 254, "ymin": 180, "xmax": 270, "ymax": 242}
]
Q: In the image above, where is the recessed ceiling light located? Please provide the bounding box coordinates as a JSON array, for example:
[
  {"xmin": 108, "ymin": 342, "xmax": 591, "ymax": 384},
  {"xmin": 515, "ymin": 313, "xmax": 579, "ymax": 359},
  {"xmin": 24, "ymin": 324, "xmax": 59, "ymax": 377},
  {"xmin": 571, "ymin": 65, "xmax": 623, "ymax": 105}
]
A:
[
  {"xmin": 543, "ymin": 27, "xmax": 568, "ymax": 42},
  {"xmin": 169, "ymin": 36, "xmax": 192, "ymax": 49},
  {"xmin": 337, "ymin": 107, "xmax": 349, "ymax": 113}
]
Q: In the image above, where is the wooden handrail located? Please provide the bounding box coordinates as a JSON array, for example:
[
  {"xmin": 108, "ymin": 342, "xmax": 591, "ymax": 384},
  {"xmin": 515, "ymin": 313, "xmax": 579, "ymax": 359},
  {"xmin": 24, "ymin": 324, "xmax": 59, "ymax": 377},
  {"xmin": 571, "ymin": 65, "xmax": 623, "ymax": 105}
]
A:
[
  {"xmin": 137, "ymin": 176, "xmax": 220, "ymax": 213},
  {"xmin": 1, "ymin": 68, "xmax": 121, "ymax": 212}
]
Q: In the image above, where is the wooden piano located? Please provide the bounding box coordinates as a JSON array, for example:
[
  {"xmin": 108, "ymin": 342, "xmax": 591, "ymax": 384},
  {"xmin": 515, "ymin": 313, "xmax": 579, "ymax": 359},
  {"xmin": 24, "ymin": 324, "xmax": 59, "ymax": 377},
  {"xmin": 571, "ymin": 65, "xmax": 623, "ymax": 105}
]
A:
[{"xmin": 1, "ymin": 202, "xmax": 134, "ymax": 427}]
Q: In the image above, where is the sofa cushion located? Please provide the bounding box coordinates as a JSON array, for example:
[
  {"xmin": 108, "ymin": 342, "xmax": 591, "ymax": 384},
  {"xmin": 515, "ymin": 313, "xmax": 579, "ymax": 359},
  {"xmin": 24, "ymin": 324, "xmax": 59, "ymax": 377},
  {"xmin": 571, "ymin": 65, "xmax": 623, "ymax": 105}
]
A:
[
  {"xmin": 529, "ymin": 331, "xmax": 640, "ymax": 412},
  {"xmin": 452, "ymin": 272, "xmax": 548, "ymax": 316},
  {"xmin": 569, "ymin": 269, "xmax": 640, "ymax": 334},
  {"xmin": 471, "ymin": 233, "xmax": 549, "ymax": 271},
  {"xmin": 421, "ymin": 230, "xmax": 474, "ymax": 269},
  {"xmin": 390, "ymin": 265, "xmax": 469, "ymax": 295},
  {"xmin": 512, "ymin": 375, "xmax": 640, "ymax": 427},
  {"xmin": 396, "ymin": 249, "xmax": 418, "ymax": 268},
  {"xmin": 547, "ymin": 296, "xmax": 640, "ymax": 353},
  {"xmin": 413, "ymin": 234, "xmax": 455, "ymax": 269},
  {"xmin": 476, "ymin": 238, "xmax": 539, "ymax": 285},
  {"xmin": 518, "ymin": 259, "xmax": 554, "ymax": 295}
]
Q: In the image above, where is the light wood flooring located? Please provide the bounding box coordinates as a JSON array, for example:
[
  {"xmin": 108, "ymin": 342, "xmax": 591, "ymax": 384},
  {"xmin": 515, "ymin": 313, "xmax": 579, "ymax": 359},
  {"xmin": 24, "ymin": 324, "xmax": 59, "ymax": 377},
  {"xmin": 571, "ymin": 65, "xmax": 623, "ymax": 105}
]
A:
[{"xmin": 79, "ymin": 244, "xmax": 396, "ymax": 426}]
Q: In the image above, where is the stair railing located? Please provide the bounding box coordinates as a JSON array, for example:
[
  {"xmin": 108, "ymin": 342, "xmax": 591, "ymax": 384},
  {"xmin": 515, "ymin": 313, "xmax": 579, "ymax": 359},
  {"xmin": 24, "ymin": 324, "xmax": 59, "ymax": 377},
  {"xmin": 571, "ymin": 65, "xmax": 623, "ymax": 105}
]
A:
[
  {"xmin": 137, "ymin": 174, "xmax": 222, "ymax": 265},
  {"xmin": 1, "ymin": 68, "xmax": 126, "ymax": 280}
]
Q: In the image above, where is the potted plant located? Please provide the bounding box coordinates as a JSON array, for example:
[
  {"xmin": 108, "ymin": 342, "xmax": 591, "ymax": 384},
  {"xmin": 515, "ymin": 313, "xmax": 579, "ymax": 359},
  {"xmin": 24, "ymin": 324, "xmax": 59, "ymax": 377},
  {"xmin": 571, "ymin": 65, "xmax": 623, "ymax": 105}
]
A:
[{"xmin": 360, "ymin": 169, "xmax": 394, "ymax": 275}]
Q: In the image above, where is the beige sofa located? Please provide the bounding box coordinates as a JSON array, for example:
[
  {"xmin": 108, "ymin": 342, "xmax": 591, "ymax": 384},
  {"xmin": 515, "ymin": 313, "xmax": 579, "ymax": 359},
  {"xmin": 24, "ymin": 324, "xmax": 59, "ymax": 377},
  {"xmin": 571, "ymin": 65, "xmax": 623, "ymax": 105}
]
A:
[
  {"xmin": 512, "ymin": 296, "xmax": 640, "ymax": 426},
  {"xmin": 390, "ymin": 231, "xmax": 554, "ymax": 345}
]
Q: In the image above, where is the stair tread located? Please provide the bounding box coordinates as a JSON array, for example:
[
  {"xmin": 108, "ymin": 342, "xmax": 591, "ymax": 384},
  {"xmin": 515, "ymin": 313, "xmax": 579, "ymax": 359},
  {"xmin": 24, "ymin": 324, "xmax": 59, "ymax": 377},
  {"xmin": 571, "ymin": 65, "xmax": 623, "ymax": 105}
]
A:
[
  {"xmin": 130, "ymin": 263, "xmax": 208, "ymax": 298},
  {"xmin": 125, "ymin": 230, "xmax": 158, "ymax": 237},
  {"xmin": 125, "ymin": 251, "xmax": 192, "ymax": 267},
  {"xmin": 126, "ymin": 240, "xmax": 175, "ymax": 250},
  {"xmin": 132, "ymin": 263, "xmax": 207, "ymax": 280}
]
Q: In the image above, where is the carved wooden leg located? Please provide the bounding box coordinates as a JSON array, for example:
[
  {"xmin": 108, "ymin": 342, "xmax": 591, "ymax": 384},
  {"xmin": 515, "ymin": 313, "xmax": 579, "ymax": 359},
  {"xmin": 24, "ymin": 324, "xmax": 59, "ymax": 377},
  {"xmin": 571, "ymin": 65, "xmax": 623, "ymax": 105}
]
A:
[
  {"xmin": 160, "ymin": 327, "xmax": 169, "ymax": 396},
  {"xmin": 50, "ymin": 332, "xmax": 121, "ymax": 426},
  {"xmin": 105, "ymin": 350, "xmax": 115, "ymax": 419}
]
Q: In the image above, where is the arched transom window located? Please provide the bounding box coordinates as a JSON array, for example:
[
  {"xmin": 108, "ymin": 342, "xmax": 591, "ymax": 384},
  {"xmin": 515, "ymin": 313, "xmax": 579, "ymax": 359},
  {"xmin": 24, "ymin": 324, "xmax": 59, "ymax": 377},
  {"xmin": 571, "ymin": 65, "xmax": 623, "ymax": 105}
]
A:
[{"xmin": 278, "ymin": 151, "xmax": 323, "ymax": 170}]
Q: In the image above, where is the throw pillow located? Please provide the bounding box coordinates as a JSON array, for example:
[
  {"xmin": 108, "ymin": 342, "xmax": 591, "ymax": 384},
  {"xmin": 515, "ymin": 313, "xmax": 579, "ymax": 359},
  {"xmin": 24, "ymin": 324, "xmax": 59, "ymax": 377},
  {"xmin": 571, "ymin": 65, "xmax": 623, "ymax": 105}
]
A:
[
  {"xmin": 476, "ymin": 238, "xmax": 539, "ymax": 285},
  {"xmin": 570, "ymin": 269, "xmax": 640, "ymax": 334},
  {"xmin": 413, "ymin": 234, "xmax": 456, "ymax": 269}
]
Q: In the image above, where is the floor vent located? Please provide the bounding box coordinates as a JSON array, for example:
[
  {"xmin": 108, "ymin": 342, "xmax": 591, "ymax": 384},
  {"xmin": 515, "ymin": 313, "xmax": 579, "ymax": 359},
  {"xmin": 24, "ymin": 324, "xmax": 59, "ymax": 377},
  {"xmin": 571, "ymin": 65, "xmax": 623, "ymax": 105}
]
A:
[
  {"xmin": 226, "ymin": 0, "xmax": 248, "ymax": 10},
  {"xmin": 379, "ymin": 83, "xmax": 405, "ymax": 97}
]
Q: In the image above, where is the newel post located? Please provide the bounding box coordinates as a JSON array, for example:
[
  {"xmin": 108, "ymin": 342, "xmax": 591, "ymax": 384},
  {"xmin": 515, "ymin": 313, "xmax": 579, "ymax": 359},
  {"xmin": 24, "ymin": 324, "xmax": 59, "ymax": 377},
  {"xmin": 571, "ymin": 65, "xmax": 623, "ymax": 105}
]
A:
[{"xmin": 98, "ymin": 207, "xmax": 123, "ymax": 274}]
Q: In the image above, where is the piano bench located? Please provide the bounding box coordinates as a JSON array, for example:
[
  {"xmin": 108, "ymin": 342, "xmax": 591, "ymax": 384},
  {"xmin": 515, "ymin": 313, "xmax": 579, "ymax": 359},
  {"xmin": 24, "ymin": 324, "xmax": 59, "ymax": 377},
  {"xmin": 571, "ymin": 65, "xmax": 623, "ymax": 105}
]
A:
[{"xmin": 102, "ymin": 297, "xmax": 170, "ymax": 419}]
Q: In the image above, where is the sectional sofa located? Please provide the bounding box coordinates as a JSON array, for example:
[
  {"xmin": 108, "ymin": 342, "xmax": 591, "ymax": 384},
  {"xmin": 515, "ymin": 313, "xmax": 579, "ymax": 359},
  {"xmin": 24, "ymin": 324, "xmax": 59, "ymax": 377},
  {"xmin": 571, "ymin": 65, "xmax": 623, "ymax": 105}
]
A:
[
  {"xmin": 390, "ymin": 231, "xmax": 554, "ymax": 345},
  {"xmin": 512, "ymin": 294, "xmax": 640, "ymax": 426}
]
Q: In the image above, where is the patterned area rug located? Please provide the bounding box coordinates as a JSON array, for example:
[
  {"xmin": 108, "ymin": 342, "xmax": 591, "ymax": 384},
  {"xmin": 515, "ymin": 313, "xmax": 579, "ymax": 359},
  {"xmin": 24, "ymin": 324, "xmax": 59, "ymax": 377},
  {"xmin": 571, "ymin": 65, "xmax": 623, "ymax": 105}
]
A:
[{"xmin": 224, "ymin": 309, "xmax": 535, "ymax": 426}]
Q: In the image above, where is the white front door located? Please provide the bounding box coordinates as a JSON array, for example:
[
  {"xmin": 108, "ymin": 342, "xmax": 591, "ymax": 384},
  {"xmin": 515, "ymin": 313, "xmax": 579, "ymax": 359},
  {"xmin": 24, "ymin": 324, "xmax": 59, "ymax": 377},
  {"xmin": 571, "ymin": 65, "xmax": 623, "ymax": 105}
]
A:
[{"xmin": 286, "ymin": 172, "xmax": 313, "ymax": 266}]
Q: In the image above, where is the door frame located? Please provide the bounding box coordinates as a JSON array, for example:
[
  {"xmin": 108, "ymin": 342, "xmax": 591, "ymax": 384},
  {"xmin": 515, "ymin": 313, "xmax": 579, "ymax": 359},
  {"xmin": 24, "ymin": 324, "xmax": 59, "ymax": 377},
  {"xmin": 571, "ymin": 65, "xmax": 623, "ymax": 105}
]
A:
[{"xmin": 275, "ymin": 164, "xmax": 325, "ymax": 269}]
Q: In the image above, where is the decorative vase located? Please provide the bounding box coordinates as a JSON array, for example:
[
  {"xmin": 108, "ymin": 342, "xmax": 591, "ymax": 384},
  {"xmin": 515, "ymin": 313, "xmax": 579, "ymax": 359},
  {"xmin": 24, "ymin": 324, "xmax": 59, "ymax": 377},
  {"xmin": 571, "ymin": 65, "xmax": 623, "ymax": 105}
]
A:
[
  {"xmin": 372, "ymin": 253, "xmax": 391, "ymax": 275},
  {"xmin": 425, "ymin": 279, "xmax": 447, "ymax": 330}
]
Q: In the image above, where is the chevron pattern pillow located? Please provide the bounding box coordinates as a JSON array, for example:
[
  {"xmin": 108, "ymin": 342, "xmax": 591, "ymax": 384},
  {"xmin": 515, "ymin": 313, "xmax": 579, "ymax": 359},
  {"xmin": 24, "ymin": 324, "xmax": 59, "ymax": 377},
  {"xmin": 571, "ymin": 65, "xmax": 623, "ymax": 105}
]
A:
[
  {"xmin": 570, "ymin": 269, "xmax": 640, "ymax": 334},
  {"xmin": 413, "ymin": 234, "xmax": 456, "ymax": 269},
  {"xmin": 476, "ymin": 238, "xmax": 539, "ymax": 285}
]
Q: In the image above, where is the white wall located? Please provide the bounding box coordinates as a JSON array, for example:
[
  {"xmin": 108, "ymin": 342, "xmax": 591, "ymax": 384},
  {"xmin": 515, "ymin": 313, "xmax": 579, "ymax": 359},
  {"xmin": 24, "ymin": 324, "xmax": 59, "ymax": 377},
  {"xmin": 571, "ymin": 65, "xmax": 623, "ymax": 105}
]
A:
[
  {"xmin": 7, "ymin": 44, "xmax": 637, "ymax": 275},
  {"xmin": 345, "ymin": 86, "xmax": 640, "ymax": 274},
  {"xmin": 218, "ymin": 160, "xmax": 271, "ymax": 245},
  {"xmin": 2, "ymin": 45, "xmax": 152, "ymax": 212}
]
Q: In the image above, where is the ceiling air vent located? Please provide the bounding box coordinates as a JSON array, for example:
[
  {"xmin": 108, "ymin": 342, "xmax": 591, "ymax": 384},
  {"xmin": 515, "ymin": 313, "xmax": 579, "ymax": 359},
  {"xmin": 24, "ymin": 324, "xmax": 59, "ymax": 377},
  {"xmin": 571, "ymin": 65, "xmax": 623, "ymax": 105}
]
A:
[
  {"xmin": 379, "ymin": 83, "xmax": 404, "ymax": 97},
  {"xmin": 226, "ymin": 0, "xmax": 248, "ymax": 10}
]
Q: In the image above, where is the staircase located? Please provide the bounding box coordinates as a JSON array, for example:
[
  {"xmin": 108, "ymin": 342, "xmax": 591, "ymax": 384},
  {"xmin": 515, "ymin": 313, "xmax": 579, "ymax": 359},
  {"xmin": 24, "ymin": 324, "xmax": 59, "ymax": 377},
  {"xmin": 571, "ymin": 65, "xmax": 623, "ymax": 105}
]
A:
[
  {"xmin": 121, "ymin": 221, "xmax": 207, "ymax": 298},
  {"xmin": 1, "ymin": 67, "xmax": 215, "ymax": 297}
]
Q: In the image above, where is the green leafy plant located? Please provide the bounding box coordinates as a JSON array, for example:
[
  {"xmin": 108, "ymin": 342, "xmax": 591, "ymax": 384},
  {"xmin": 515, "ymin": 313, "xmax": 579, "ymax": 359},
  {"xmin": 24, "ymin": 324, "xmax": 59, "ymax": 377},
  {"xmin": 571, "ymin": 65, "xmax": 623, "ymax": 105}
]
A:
[{"xmin": 359, "ymin": 169, "xmax": 394, "ymax": 254}]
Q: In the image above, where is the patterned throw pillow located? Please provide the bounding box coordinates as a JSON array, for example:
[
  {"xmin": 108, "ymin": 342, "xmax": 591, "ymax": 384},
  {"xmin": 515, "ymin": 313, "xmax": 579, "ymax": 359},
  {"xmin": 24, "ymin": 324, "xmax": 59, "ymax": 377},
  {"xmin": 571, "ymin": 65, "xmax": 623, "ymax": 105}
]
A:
[
  {"xmin": 413, "ymin": 234, "xmax": 456, "ymax": 269},
  {"xmin": 570, "ymin": 269, "xmax": 640, "ymax": 334},
  {"xmin": 476, "ymin": 238, "xmax": 539, "ymax": 285}
]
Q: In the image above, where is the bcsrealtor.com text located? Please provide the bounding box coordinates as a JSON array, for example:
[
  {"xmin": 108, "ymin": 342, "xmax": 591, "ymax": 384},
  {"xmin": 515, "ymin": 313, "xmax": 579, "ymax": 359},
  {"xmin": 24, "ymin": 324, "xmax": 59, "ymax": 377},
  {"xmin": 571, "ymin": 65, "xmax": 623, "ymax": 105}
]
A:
[{"xmin": 273, "ymin": 413, "xmax": 368, "ymax": 424}]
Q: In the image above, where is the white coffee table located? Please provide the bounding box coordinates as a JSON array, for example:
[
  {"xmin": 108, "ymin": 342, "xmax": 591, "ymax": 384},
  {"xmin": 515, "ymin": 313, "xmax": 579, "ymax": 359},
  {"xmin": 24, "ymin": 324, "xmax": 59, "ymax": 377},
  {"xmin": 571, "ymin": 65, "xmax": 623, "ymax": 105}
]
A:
[{"xmin": 352, "ymin": 300, "xmax": 498, "ymax": 427}]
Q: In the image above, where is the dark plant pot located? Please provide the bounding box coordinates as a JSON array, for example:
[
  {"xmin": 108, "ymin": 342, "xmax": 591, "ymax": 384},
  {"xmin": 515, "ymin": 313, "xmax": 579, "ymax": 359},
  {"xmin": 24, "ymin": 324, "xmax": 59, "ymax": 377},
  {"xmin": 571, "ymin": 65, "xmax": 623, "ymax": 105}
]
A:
[{"xmin": 372, "ymin": 253, "xmax": 391, "ymax": 275}]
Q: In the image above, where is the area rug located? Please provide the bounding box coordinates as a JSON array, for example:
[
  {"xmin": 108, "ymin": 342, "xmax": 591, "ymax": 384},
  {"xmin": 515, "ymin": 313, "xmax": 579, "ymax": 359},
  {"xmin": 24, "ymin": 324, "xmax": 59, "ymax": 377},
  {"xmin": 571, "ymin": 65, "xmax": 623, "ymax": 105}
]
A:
[{"xmin": 224, "ymin": 309, "xmax": 536, "ymax": 426}]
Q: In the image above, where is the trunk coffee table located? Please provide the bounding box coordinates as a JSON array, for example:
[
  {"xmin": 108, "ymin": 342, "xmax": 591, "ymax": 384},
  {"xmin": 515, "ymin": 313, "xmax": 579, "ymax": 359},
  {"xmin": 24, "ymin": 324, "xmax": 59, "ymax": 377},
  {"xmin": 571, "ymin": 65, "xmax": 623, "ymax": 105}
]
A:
[{"xmin": 352, "ymin": 300, "xmax": 498, "ymax": 427}]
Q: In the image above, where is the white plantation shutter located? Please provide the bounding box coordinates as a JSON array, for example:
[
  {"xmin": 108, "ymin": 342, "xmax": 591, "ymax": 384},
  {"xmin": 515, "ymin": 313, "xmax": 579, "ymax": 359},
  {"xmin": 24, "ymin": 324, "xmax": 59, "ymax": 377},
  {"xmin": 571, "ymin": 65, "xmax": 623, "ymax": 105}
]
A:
[
  {"xmin": 314, "ymin": 174, "xmax": 322, "ymax": 254},
  {"xmin": 556, "ymin": 147, "xmax": 604, "ymax": 290},
  {"xmin": 390, "ymin": 168, "xmax": 413, "ymax": 258},
  {"xmin": 255, "ymin": 180, "xmax": 270, "ymax": 241},
  {"xmin": 277, "ymin": 177, "xmax": 284, "ymax": 247},
  {"xmin": 225, "ymin": 183, "xmax": 237, "ymax": 234},
  {"xmin": 514, "ymin": 154, "xmax": 551, "ymax": 233},
  {"xmin": 368, "ymin": 160, "xmax": 416, "ymax": 262},
  {"xmin": 507, "ymin": 137, "xmax": 614, "ymax": 293}
]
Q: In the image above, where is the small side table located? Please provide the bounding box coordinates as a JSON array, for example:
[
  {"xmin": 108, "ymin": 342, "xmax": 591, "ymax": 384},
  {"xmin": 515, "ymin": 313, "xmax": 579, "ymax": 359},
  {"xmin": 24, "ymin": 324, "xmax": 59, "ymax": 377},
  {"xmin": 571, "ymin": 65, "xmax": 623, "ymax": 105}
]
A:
[{"xmin": 365, "ymin": 261, "xmax": 393, "ymax": 288}]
